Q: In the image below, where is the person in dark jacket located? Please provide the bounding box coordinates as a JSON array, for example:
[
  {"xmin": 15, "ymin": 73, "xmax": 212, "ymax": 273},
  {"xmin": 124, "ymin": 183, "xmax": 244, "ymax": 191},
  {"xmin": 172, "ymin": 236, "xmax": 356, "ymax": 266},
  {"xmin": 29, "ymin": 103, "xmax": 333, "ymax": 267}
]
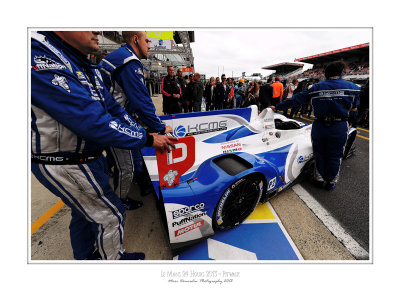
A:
[
  {"xmin": 204, "ymin": 76, "xmax": 215, "ymax": 111},
  {"xmin": 161, "ymin": 66, "xmax": 181, "ymax": 114},
  {"xmin": 214, "ymin": 74, "xmax": 228, "ymax": 110},
  {"xmin": 259, "ymin": 77, "xmax": 273, "ymax": 111},
  {"xmin": 355, "ymin": 80, "xmax": 369, "ymax": 128},
  {"xmin": 176, "ymin": 68, "xmax": 187, "ymax": 113},
  {"xmin": 192, "ymin": 73, "xmax": 204, "ymax": 112}
]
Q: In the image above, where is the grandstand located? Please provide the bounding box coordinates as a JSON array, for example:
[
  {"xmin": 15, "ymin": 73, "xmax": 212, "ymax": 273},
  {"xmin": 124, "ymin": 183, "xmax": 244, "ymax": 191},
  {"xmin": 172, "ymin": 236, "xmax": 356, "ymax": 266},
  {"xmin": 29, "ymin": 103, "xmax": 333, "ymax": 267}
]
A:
[
  {"xmin": 261, "ymin": 62, "xmax": 304, "ymax": 80},
  {"xmin": 294, "ymin": 43, "xmax": 369, "ymax": 83}
]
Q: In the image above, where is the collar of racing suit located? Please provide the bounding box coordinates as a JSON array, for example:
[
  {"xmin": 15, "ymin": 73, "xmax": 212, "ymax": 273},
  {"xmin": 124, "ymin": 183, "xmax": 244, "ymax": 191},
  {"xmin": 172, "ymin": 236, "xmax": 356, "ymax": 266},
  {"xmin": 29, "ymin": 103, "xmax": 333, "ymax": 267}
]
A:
[{"xmin": 38, "ymin": 31, "xmax": 99, "ymax": 70}]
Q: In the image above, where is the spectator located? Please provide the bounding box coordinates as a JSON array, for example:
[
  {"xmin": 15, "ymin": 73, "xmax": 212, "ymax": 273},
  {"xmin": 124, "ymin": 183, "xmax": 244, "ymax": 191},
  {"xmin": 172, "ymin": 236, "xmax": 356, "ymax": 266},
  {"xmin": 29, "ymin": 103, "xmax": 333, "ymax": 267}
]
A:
[
  {"xmin": 259, "ymin": 77, "xmax": 273, "ymax": 111},
  {"xmin": 226, "ymin": 77, "xmax": 235, "ymax": 109},
  {"xmin": 161, "ymin": 66, "xmax": 181, "ymax": 114},
  {"xmin": 192, "ymin": 73, "xmax": 204, "ymax": 112},
  {"xmin": 271, "ymin": 61, "xmax": 360, "ymax": 191},
  {"xmin": 100, "ymin": 31, "xmax": 172, "ymax": 208},
  {"xmin": 31, "ymin": 31, "xmax": 176, "ymax": 260},
  {"xmin": 235, "ymin": 79, "xmax": 246, "ymax": 108},
  {"xmin": 176, "ymin": 68, "xmax": 188, "ymax": 113},
  {"xmin": 214, "ymin": 74, "xmax": 228, "ymax": 110},
  {"xmin": 271, "ymin": 76, "xmax": 283, "ymax": 106},
  {"xmin": 204, "ymin": 77, "xmax": 215, "ymax": 111},
  {"xmin": 185, "ymin": 74, "xmax": 194, "ymax": 112}
]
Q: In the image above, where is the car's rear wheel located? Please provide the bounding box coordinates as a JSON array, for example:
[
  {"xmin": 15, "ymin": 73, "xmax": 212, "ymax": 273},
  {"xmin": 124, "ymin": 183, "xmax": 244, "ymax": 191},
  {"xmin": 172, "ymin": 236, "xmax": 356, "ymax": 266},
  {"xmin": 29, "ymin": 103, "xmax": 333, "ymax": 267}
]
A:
[{"xmin": 213, "ymin": 174, "xmax": 263, "ymax": 230}]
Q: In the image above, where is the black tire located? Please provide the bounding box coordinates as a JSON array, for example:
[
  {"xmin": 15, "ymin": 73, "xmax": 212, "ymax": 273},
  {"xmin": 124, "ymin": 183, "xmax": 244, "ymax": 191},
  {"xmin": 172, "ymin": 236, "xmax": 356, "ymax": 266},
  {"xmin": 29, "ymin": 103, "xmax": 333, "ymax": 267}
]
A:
[{"xmin": 213, "ymin": 175, "xmax": 263, "ymax": 230}]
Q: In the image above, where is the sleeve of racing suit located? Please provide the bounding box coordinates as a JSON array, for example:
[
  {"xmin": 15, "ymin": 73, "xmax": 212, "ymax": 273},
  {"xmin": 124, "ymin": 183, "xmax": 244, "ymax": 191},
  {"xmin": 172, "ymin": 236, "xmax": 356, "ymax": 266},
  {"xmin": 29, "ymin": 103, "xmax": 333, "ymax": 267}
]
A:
[
  {"xmin": 115, "ymin": 62, "xmax": 165, "ymax": 132},
  {"xmin": 31, "ymin": 48, "xmax": 147, "ymax": 150},
  {"xmin": 276, "ymin": 88, "xmax": 311, "ymax": 111}
]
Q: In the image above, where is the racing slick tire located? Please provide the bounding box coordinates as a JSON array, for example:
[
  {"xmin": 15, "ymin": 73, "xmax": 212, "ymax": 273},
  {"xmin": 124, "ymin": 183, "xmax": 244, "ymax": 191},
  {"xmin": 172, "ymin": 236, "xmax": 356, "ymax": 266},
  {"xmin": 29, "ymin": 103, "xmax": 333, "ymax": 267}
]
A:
[{"xmin": 213, "ymin": 174, "xmax": 263, "ymax": 230}]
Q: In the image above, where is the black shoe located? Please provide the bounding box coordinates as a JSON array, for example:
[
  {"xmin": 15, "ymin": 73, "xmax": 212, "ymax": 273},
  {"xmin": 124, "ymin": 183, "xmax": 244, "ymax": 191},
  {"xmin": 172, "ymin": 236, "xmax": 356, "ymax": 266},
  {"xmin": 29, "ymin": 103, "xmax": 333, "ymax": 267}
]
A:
[
  {"xmin": 120, "ymin": 252, "xmax": 145, "ymax": 260},
  {"xmin": 121, "ymin": 198, "xmax": 143, "ymax": 210},
  {"xmin": 325, "ymin": 182, "xmax": 336, "ymax": 191},
  {"xmin": 85, "ymin": 249, "xmax": 101, "ymax": 260},
  {"xmin": 312, "ymin": 179, "xmax": 325, "ymax": 188}
]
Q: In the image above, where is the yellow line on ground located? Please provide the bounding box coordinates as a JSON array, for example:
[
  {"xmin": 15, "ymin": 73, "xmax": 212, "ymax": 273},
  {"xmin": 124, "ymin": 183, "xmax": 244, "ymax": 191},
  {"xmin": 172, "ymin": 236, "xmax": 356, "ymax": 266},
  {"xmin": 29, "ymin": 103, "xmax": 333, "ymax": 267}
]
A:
[
  {"xmin": 357, "ymin": 135, "xmax": 369, "ymax": 141},
  {"xmin": 31, "ymin": 200, "xmax": 65, "ymax": 235},
  {"xmin": 357, "ymin": 127, "xmax": 369, "ymax": 133}
]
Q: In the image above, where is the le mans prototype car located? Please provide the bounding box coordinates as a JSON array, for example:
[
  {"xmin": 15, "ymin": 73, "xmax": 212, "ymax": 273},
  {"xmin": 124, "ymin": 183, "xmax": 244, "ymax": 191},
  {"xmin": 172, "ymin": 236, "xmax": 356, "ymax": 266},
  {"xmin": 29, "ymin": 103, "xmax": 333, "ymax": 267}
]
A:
[{"xmin": 141, "ymin": 106, "xmax": 356, "ymax": 251}]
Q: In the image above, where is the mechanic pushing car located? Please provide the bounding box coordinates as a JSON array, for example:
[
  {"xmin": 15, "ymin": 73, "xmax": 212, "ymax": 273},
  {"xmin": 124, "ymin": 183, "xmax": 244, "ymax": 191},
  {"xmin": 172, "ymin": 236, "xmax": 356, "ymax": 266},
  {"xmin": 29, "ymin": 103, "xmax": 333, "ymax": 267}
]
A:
[
  {"xmin": 31, "ymin": 31, "xmax": 177, "ymax": 260},
  {"xmin": 269, "ymin": 61, "xmax": 360, "ymax": 191},
  {"xmin": 100, "ymin": 31, "xmax": 173, "ymax": 210}
]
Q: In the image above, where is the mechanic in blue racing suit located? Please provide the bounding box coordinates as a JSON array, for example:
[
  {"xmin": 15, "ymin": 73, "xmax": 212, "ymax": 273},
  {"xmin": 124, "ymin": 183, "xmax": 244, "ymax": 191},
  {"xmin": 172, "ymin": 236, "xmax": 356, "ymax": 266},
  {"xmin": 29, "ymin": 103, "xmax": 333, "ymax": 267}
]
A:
[
  {"xmin": 31, "ymin": 31, "xmax": 176, "ymax": 260},
  {"xmin": 100, "ymin": 31, "xmax": 172, "ymax": 209},
  {"xmin": 270, "ymin": 61, "xmax": 360, "ymax": 190}
]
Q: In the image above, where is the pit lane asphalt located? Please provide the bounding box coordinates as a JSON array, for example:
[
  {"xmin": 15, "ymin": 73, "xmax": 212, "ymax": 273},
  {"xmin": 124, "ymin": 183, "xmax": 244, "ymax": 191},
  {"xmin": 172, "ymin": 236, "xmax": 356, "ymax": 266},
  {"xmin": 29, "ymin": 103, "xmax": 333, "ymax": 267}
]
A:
[{"xmin": 291, "ymin": 114, "xmax": 370, "ymax": 252}]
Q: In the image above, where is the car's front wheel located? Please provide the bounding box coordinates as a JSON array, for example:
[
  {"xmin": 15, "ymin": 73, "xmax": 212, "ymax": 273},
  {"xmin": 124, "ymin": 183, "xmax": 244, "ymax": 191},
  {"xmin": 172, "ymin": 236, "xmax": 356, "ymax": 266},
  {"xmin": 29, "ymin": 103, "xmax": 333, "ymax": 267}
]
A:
[{"xmin": 213, "ymin": 174, "xmax": 263, "ymax": 230}]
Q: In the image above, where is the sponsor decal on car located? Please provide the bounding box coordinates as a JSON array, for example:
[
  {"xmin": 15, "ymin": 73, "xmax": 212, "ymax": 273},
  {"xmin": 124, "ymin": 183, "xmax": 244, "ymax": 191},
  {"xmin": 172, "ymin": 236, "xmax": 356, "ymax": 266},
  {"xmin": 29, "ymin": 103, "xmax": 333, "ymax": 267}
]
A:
[
  {"xmin": 33, "ymin": 56, "xmax": 66, "ymax": 71},
  {"xmin": 172, "ymin": 203, "xmax": 205, "ymax": 219},
  {"xmin": 175, "ymin": 220, "xmax": 204, "ymax": 237},
  {"xmin": 297, "ymin": 153, "xmax": 313, "ymax": 164},
  {"xmin": 174, "ymin": 120, "xmax": 227, "ymax": 137},
  {"xmin": 171, "ymin": 212, "xmax": 207, "ymax": 227},
  {"xmin": 163, "ymin": 169, "xmax": 179, "ymax": 187},
  {"xmin": 267, "ymin": 177, "xmax": 276, "ymax": 191},
  {"xmin": 221, "ymin": 141, "xmax": 242, "ymax": 154}
]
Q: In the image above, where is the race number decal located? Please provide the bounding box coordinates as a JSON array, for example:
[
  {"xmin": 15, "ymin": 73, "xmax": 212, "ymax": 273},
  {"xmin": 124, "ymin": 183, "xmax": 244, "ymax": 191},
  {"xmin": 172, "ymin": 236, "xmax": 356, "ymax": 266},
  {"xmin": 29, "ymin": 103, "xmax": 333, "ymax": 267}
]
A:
[{"xmin": 156, "ymin": 136, "xmax": 195, "ymax": 188}]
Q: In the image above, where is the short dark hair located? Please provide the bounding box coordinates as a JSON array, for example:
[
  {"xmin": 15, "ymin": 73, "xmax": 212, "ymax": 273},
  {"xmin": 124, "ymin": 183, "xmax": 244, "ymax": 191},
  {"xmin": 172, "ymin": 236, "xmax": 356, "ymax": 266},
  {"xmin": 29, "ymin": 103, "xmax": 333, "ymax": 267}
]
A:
[
  {"xmin": 324, "ymin": 61, "xmax": 345, "ymax": 79},
  {"xmin": 267, "ymin": 77, "xmax": 273, "ymax": 83}
]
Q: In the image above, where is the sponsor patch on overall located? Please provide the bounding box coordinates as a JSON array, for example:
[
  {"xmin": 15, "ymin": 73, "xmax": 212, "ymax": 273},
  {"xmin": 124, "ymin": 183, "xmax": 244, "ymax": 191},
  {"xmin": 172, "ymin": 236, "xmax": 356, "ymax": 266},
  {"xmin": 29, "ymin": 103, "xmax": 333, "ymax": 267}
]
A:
[
  {"xmin": 51, "ymin": 74, "xmax": 70, "ymax": 93},
  {"xmin": 33, "ymin": 56, "xmax": 66, "ymax": 71}
]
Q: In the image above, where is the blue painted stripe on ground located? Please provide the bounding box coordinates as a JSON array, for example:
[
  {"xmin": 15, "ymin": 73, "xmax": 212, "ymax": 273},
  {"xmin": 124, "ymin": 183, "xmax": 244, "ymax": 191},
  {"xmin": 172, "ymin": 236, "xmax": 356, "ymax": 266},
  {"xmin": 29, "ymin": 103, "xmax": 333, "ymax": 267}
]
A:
[{"xmin": 177, "ymin": 223, "xmax": 299, "ymax": 260}]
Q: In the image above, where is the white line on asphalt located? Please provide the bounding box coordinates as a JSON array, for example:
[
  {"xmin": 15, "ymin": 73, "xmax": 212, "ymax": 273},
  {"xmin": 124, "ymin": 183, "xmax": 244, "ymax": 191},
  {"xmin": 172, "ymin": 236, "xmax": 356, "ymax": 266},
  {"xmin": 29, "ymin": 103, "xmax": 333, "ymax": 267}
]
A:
[{"xmin": 292, "ymin": 184, "xmax": 369, "ymax": 260}]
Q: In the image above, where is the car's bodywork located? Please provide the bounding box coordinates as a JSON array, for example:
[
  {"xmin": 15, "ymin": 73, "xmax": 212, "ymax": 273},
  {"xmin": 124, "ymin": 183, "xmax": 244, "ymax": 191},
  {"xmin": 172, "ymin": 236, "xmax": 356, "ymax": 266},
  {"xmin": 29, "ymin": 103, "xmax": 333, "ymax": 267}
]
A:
[{"xmin": 141, "ymin": 106, "xmax": 356, "ymax": 251}]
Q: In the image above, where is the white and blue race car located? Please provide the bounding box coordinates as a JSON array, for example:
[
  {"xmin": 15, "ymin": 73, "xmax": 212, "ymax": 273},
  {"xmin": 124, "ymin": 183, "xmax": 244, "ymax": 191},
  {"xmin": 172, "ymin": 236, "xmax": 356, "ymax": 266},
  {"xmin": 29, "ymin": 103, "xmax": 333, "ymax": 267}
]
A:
[{"xmin": 141, "ymin": 106, "xmax": 356, "ymax": 251}]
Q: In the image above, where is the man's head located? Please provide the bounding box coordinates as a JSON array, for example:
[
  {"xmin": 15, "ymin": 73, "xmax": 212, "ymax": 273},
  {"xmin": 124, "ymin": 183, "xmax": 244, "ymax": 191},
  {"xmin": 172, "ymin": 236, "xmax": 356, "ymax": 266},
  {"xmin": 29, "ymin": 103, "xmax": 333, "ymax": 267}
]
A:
[
  {"xmin": 216, "ymin": 77, "xmax": 220, "ymax": 84},
  {"xmin": 167, "ymin": 66, "xmax": 175, "ymax": 78},
  {"xmin": 54, "ymin": 31, "xmax": 101, "ymax": 55},
  {"xmin": 177, "ymin": 68, "xmax": 183, "ymax": 78},
  {"xmin": 221, "ymin": 74, "xmax": 226, "ymax": 84},
  {"xmin": 267, "ymin": 77, "xmax": 273, "ymax": 83},
  {"xmin": 325, "ymin": 61, "xmax": 345, "ymax": 79},
  {"xmin": 122, "ymin": 31, "xmax": 151, "ymax": 59},
  {"xmin": 227, "ymin": 77, "xmax": 232, "ymax": 85},
  {"xmin": 275, "ymin": 76, "xmax": 280, "ymax": 82},
  {"xmin": 189, "ymin": 74, "xmax": 193, "ymax": 82},
  {"xmin": 194, "ymin": 73, "xmax": 201, "ymax": 81}
]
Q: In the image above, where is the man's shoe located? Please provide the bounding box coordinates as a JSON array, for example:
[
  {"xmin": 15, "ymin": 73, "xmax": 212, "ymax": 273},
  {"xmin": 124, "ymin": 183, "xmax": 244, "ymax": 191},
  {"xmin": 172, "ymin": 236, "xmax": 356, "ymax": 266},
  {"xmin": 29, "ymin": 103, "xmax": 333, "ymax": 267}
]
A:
[
  {"xmin": 120, "ymin": 252, "xmax": 145, "ymax": 260},
  {"xmin": 325, "ymin": 182, "xmax": 337, "ymax": 191},
  {"xmin": 85, "ymin": 249, "xmax": 101, "ymax": 260},
  {"xmin": 312, "ymin": 179, "xmax": 325, "ymax": 188},
  {"xmin": 121, "ymin": 198, "xmax": 143, "ymax": 210}
]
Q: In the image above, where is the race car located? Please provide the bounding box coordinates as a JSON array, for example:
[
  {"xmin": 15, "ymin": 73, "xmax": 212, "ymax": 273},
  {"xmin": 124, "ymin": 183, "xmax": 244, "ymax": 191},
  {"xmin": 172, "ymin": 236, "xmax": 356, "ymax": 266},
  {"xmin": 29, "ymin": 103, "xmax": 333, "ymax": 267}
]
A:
[{"xmin": 141, "ymin": 106, "xmax": 357, "ymax": 251}]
